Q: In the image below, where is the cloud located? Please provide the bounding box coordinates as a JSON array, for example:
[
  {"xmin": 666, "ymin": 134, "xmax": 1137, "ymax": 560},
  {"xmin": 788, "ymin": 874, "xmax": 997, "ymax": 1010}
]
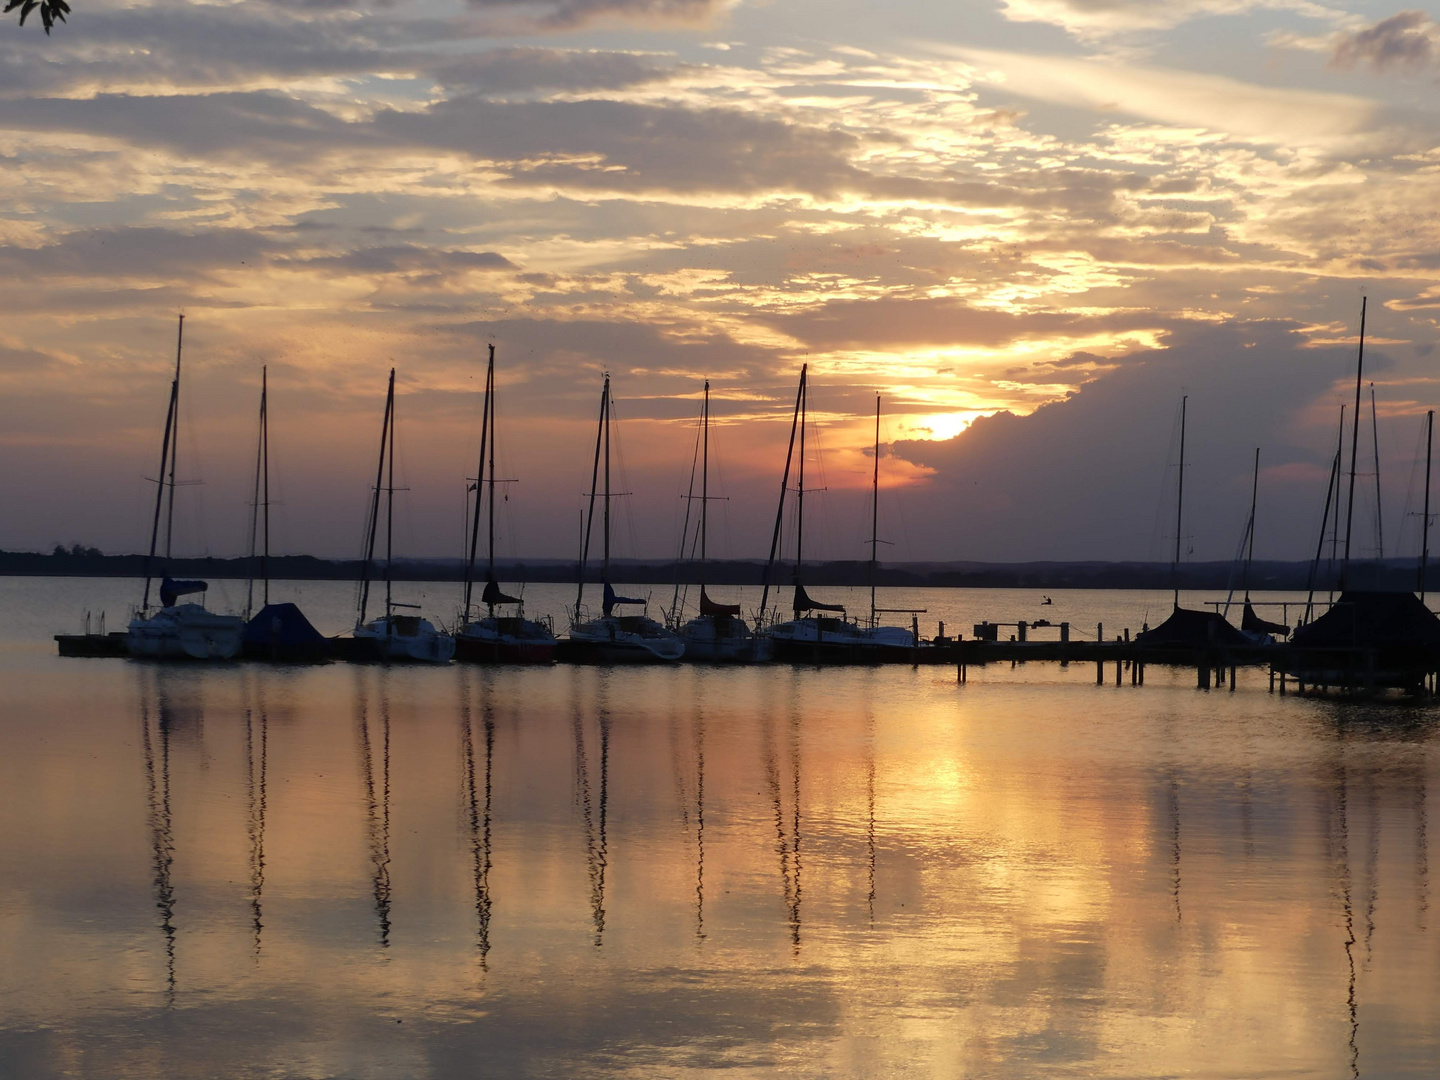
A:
[
  {"xmin": 1331, "ymin": 11, "xmax": 1438, "ymax": 71},
  {"xmin": 465, "ymin": 0, "xmax": 732, "ymax": 31},
  {"xmin": 997, "ymin": 0, "xmax": 1261, "ymax": 40},
  {"xmin": 944, "ymin": 46, "xmax": 1378, "ymax": 143},
  {"xmin": 889, "ymin": 321, "xmax": 1366, "ymax": 561}
]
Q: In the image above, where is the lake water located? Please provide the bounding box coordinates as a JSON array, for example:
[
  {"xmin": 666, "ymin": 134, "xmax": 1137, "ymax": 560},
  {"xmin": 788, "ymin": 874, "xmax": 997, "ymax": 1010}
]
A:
[{"xmin": 3, "ymin": 577, "xmax": 1439, "ymax": 1078}]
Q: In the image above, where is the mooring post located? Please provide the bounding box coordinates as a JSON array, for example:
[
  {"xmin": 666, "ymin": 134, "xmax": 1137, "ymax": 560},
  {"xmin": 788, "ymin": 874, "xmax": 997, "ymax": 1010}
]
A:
[
  {"xmin": 1096, "ymin": 659, "xmax": 1104, "ymax": 685},
  {"xmin": 1116, "ymin": 655, "xmax": 1122, "ymax": 686},
  {"xmin": 1268, "ymin": 667, "xmax": 1275, "ymax": 693},
  {"xmin": 1131, "ymin": 659, "xmax": 1138, "ymax": 686},
  {"xmin": 1124, "ymin": 628, "xmax": 1130, "ymax": 643},
  {"xmin": 1138, "ymin": 662, "xmax": 1144, "ymax": 685},
  {"xmin": 1279, "ymin": 670, "xmax": 1286, "ymax": 695},
  {"xmin": 1017, "ymin": 620, "xmax": 1027, "ymax": 643},
  {"xmin": 1097, "ymin": 622, "xmax": 1103, "ymax": 645},
  {"xmin": 1198, "ymin": 662, "xmax": 1210, "ymax": 690},
  {"xmin": 1229, "ymin": 665, "xmax": 1236, "ymax": 691}
]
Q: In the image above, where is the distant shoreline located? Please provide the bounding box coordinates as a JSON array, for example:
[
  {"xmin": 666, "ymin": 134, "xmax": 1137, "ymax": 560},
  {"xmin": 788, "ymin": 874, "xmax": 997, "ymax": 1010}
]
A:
[{"xmin": 4, "ymin": 549, "xmax": 1426, "ymax": 591}]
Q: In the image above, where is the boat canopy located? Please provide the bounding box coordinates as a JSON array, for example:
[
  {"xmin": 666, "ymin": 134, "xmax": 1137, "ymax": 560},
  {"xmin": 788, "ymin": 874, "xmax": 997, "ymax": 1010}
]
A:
[
  {"xmin": 160, "ymin": 577, "xmax": 208, "ymax": 607},
  {"xmin": 243, "ymin": 603, "xmax": 327, "ymax": 650},
  {"xmin": 793, "ymin": 583, "xmax": 845, "ymax": 614},
  {"xmin": 699, "ymin": 587, "xmax": 741, "ymax": 618},
  {"xmin": 603, "ymin": 582, "xmax": 644, "ymax": 616},
  {"xmin": 1292, "ymin": 591, "xmax": 1440, "ymax": 649},
  {"xmin": 481, "ymin": 577, "xmax": 521, "ymax": 607},
  {"xmin": 1241, "ymin": 602, "xmax": 1290, "ymax": 637},
  {"xmin": 1134, "ymin": 606, "xmax": 1251, "ymax": 648}
]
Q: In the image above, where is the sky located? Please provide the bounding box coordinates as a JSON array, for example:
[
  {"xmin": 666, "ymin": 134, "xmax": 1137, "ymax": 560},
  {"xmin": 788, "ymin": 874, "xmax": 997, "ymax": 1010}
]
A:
[{"xmin": 2, "ymin": 0, "xmax": 1439, "ymax": 565}]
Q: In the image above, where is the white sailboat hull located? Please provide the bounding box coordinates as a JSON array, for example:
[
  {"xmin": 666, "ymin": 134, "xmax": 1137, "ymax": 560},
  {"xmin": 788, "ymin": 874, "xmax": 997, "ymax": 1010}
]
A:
[
  {"xmin": 567, "ymin": 616, "xmax": 685, "ymax": 663},
  {"xmin": 354, "ymin": 616, "xmax": 456, "ymax": 663},
  {"xmin": 680, "ymin": 615, "xmax": 770, "ymax": 662},
  {"xmin": 127, "ymin": 604, "xmax": 245, "ymax": 660}
]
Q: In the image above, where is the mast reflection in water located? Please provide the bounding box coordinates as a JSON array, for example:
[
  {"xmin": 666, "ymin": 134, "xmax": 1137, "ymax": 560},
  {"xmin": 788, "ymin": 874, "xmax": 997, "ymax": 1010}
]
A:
[{"xmin": 6, "ymin": 631, "xmax": 1440, "ymax": 1078}]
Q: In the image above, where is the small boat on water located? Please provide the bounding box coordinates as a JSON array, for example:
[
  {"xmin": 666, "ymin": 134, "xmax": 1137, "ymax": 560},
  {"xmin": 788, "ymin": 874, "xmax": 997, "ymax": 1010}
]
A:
[
  {"xmin": 350, "ymin": 369, "xmax": 455, "ymax": 664},
  {"xmin": 455, "ymin": 345, "xmax": 556, "ymax": 664},
  {"xmin": 564, "ymin": 374, "xmax": 684, "ymax": 663},
  {"xmin": 237, "ymin": 367, "xmax": 329, "ymax": 661},
  {"xmin": 672, "ymin": 381, "xmax": 766, "ymax": 662},
  {"xmin": 761, "ymin": 369, "xmax": 917, "ymax": 663},
  {"xmin": 126, "ymin": 315, "xmax": 244, "ymax": 661}
]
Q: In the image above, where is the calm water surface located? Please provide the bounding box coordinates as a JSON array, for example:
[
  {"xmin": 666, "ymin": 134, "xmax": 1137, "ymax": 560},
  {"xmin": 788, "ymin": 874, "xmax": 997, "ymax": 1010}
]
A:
[{"xmin": 3, "ymin": 578, "xmax": 1439, "ymax": 1078}]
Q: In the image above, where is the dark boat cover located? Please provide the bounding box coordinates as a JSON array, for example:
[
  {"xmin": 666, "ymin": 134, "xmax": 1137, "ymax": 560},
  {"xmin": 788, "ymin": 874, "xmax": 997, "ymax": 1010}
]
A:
[
  {"xmin": 793, "ymin": 583, "xmax": 845, "ymax": 614},
  {"xmin": 1242, "ymin": 602, "xmax": 1290, "ymax": 637},
  {"xmin": 1134, "ymin": 606, "xmax": 1251, "ymax": 648},
  {"xmin": 603, "ymin": 582, "xmax": 644, "ymax": 615},
  {"xmin": 160, "ymin": 577, "xmax": 208, "ymax": 607},
  {"xmin": 1291, "ymin": 591, "xmax": 1440, "ymax": 650},
  {"xmin": 482, "ymin": 577, "xmax": 521, "ymax": 607},
  {"xmin": 243, "ymin": 603, "xmax": 328, "ymax": 653},
  {"xmin": 699, "ymin": 587, "xmax": 741, "ymax": 618}
]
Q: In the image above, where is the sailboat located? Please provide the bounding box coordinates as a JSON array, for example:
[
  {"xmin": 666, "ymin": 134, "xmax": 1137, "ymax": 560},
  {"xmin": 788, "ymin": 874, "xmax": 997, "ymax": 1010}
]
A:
[
  {"xmin": 126, "ymin": 315, "xmax": 245, "ymax": 661},
  {"xmin": 239, "ymin": 368, "xmax": 329, "ymax": 661},
  {"xmin": 1231, "ymin": 448, "xmax": 1289, "ymax": 643},
  {"xmin": 455, "ymin": 345, "xmax": 557, "ymax": 664},
  {"xmin": 675, "ymin": 380, "xmax": 766, "ymax": 662},
  {"xmin": 1135, "ymin": 396, "xmax": 1250, "ymax": 650},
  {"xmin": 763, "ymin": 371, "xmax": 917, "ymax": 663},
  {"xmin": 565, "ymin": 374, "xmax": 684, "ymax": 663},
  {"xmin": 351, "ymin": 369, "xmax": 456, "ymax": 663}
]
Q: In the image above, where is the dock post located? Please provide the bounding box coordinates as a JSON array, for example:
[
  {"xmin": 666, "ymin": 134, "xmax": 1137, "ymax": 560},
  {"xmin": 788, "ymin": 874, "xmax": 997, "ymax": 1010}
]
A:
[
  {"xmin": 1060, "ymin": 622, "xmax": 1069, "ymax": 643},
  {"xmin": 1017, "ymin": 620, "xmax": 1027, "ymax": 643},
  {"xmin": 1269, "ymin": 667, "xmax": 1275, "ymax": 693},
  {"xmin": 1198, "ymin": 662, "xmax": 1210, "ymax": 690},
  {"xmin": 1229, "ymin": 665, "xmax": 1236, "ymax": 691},
  {"xmin": 1096, "ymin": 659, "xmax": 1104, "ymax": 685},
  {"xmin": 1116, "ymin": 656, "xmax": 1122, "ymax": 686},
  {"xmin": 1138, "ymin": 662, "xmax": 1144, "ymax": 685},
  {"xmin": 1097, "ymin": 622, "xmax": 1103, "ymax": 645},
  {"xmin": 912, "ymin": 615, "xmax": 919, "ymax": 667},
  {"xmin": 1124, "ymin": 628, "xmax": 1130, "ymax": 643},
  {"xmin": 1131, "ymin": 660, "xmax": 1138, "ymax": 686},
  {"xmin": 1279, "ymin": 671, "xmax": 1286, "ymax": 695}
]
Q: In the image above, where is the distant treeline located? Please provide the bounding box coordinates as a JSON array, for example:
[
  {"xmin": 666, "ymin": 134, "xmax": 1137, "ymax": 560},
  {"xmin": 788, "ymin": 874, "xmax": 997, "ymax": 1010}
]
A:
[{"xmin": 4, "ymin": 548, "xmax": 1435, "ymax": 591}]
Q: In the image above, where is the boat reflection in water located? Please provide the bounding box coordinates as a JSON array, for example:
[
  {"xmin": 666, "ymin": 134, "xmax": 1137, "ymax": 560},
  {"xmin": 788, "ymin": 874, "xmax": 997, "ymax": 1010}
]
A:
[{"xmin": 12, "ymin": 657, "xmax": 1440, "ymax": 1078}]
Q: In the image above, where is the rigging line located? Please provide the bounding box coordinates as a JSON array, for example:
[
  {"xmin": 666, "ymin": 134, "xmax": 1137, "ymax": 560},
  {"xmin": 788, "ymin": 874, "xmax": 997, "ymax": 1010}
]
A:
[
  {"xmin": 1342, "ymin": 297, "xmax": 1367, "ymax": 585},
  {"xmin": 670, "ymin": 393, "xmax": 705, "ymax": 624},
  {"xmin": 1371, "ymin": 383, "xmax": 1385, "ymax": 560}
]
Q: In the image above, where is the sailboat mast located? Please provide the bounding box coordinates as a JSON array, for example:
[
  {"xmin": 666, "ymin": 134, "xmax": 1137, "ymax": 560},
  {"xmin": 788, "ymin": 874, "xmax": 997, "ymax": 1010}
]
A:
[
  {"xmin": 487, "ymin": 351, "xmax": 498, "ymax": 595},
  {"xmin": 1329, "ymin": 405, "xmax": 1345, "ymax": 571},
  {"xmin": 246, "ymin": 367, "xmax": 265, "ymax": 620},
  {"xmin": 1243, "ymin": 447, "xmax": 1259, "ymax": 600},
  {"xmin": 1342, "ymin": 297, "xmax": 1367, "ymax": 583},
  {"xmin": 463, "ymin": 347, "xmax": 492, "ymax": 619},
  {"xmin": 870, "ymin": 394, "xmax": 880, "ymax": 628},
  {"xmin": 358, "ymin": 370, "xmax": 393, "ymax": 627},
  {"xmin": 1172, "ymin": 395, "xmax": 1186, "ymax": 609},
  {"xmin": 1371, "ymin": 383, "xmax": 1384, "ymax": 559},
  {"xmin": 701, "ymin": 381, "xmax": 709, "ymax": 573},
  {"xmin": 603, "ymin": 377, "xmax": 611, "ymax": 585},
  {"xmin": 141, "ymin": 318, "xmax": 183, "ymax": 612},
  {"xmin": 797, "ymin": 373, "xmax": 807, "ymax": 577},
  {"xmin": 261, "ymin": 366, "xmax": 269, "ymax": 608},
  {"xmin": 759, "ymin": 365, "xmax": 806, "ymax": 622},
  {"xmin": 385, "ymin": 374, "xmax": 396, "ymax": 619},
  {"xmin": 576, "ymin": 376, "xmax": 607, "ymax": 615},
  {"xmin": 1422, "ymin": 410, "xmax": 1434, "ymax": 603},
  {"xmin": 163, "ymin": 315, "xmax": 184, "ymax": 563}
]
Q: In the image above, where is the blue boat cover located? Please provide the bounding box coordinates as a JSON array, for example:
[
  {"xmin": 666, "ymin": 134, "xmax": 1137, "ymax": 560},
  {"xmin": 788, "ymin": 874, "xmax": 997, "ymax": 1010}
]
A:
[
  {"xmin": 602, "ymin": 582, "xmax": 644, "ymax": 615},
  {"xmin": 243, "ymin": 603, "xmax": 327, "ymax": 648},
  {"xmin": 160, "ymin": 577, "xmax": 208, "ymax": 607}
]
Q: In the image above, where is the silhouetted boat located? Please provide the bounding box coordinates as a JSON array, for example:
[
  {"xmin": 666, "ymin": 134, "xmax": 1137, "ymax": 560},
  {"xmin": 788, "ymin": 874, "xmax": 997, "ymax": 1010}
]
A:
[
  {"xmin": 238, "ymin": 368, "xmax": 329, "ymax": 661},
  {"xmin": 564, "ymin": 375, "xmax": 683, "ymax": 663},
  {"xmin": 762, "ymin": 370, "xmax": 916, "ymax": 663},
  {"xmin": 350, "ymin": 369, "xmax": 455, "ymax": 664},
  {"xmin": 455, "ymin": 345, "xmax": 556, "ymax": 664},
  {"xmin": 126, "ymin": 316, "xmax": 244, "ymax": 660},
  {"xmin": 674, "ymin": 380, "xmax": 766, "ymax": 662}
]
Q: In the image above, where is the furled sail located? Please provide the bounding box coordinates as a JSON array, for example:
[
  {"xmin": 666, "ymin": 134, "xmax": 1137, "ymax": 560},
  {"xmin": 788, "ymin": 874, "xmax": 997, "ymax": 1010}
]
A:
[
  {"xmin": 699, "ymin": 587, "xmax": 741, "ymax": 618},
  {"xmin": 603, "ymin": 582, "xmax": 644, "ymax": 615},
  {"xmin": 482, "ymin": 577, "xmax": 521, "ymax": 607},
  {"xmin": 1241, "ymin": 602, "xmax": 1289, "ymax": 638},
  {"xmin": 793, "ymin": 583, "xmax": 845, "ymax": 614},
  {"xmin": 160, "ymin": 577, "xmax": 208, "ymax": 607}
]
